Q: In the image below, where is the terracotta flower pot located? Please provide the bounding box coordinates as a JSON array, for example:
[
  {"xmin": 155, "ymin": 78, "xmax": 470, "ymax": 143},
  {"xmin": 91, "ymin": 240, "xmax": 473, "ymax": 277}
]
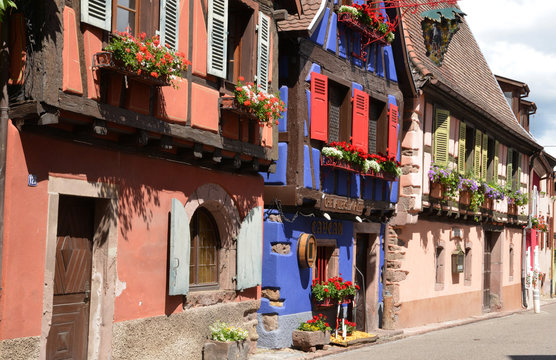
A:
[
  {"xmin": 430, "ymin": 182, "xmax": 446, "ymax": 199},
  {"xmin": 459, "ymin": 190, "xmax": 471, "ymax": 206},
  {"xmin": 292, "ymin": 330, "xmax": 330, "ymax": 352}
]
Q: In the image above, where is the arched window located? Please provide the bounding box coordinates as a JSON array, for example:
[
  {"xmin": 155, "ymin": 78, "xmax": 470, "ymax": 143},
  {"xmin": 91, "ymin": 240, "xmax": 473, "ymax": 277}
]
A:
[{"xmin": 190, "ymin": 208, "xmax": 220, "ymax": 288}]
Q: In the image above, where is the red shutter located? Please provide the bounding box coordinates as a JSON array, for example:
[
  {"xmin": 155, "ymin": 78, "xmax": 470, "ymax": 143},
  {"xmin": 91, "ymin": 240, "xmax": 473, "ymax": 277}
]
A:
[
  {"xmin": 387, "ymin": 103, "xmax": 399, "ymax": 158},
  {"xmin": 311, "ymin": 72, "xmax": 328, "ymax": 142},
  {"xmin": 352, "ymin": 89, "xmax": 369, "ymax": 151}
]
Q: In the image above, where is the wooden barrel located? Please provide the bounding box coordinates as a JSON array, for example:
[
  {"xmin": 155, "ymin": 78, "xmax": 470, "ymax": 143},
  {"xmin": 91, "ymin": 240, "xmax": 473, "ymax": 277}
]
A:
[{"xmin": 297, "ymin": 233, "xmax": 316, "ymax": 268}]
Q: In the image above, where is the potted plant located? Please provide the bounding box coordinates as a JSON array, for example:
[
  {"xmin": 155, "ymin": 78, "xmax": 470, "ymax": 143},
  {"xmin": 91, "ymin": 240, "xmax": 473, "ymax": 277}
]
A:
[
  {"xmin": 482, "ymin": 182, "xmax": 505, "ymax": 209},
  {"xmin": 428, "ymin": 165, "xmax": 459, "ymax": 199},
  {"xmin": 341, "ymin": 320, "xmax": 357, "ymax": 336},
  {"xmin": 292, "ymin": 314, "xmax": 332, "ymax": 352},
  {"xmin": 506, "ymin": 189, "xmax": 528, "ymax": 215},
  {"xmin": 94, "ymin": 31, "xmax": 190, "ymax": 88},
  {"xmin": 223, "ymin": 77, "xmax": 285, "ymax": 127},
  {"xmin": 202, "ymin": 321, "xmax": 250, "ymax": 360},
  {"xmin": 311, "ymin": 279, "xmax": 335, "ymax": 307},
  {"xmin": 336, "ymin": 4, "xmax": 396, "ymax": 44}
]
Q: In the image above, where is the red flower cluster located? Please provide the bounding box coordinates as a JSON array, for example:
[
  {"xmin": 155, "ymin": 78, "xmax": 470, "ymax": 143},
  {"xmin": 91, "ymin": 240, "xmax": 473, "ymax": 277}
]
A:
[
  {"xmin": 312, "ymin": 275, "xmax": 360, "ymax": 302},
  {"xmin": 329, "ymin": 141, "xmax": 400, "ymax": 166}
]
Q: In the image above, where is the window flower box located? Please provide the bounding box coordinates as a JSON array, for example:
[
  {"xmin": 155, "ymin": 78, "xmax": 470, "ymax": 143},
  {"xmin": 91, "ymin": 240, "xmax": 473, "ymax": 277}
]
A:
[
  {"xmin": 93, "ymin": 51, "xmax": 170, "ymax": 87},
  {"xmin": 93, "ymin": 32, "xmax": 189, "ymax": 88},
  {"xmin": 337, "ymin": 12, "xmax": 392, "ymax": 47},
  {"xmin": 220, "ymin": 96, "xmax": 260, "ymax": 122},
  {"xmin": 459, "ymin": 189, "xmax": 471, "ymax": 206},
  {"xmin": 232, "ymin": 78, "xmax": 284, "ymax": 127},
  {"xmin": 507, "ymin": 203, "xmax": 518, "ymax": 215},
  {"xmin": 430, "ymin": 182, "xmax": 447, "ymax": 200},
  {"xmin": 482, "ymin": 198, "xmax": 494, "ymax": 210}
]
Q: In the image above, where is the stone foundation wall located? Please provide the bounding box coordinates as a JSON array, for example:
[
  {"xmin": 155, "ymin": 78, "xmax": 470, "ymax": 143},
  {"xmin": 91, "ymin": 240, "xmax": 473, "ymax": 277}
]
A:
[
  {"xmin": 382, "ymin": 225, "xmax": 407, "ymax": 329},
  {"xmin": 256, "ymin": 311, "xmax": 312, "ymax": 349},
  {"xmin": 0, "ymin": 336, "xmax": 40, "ymax": 360},
  {"xmin": 112, "ymin": 300, "xmax": 259, "ymax": 360}
]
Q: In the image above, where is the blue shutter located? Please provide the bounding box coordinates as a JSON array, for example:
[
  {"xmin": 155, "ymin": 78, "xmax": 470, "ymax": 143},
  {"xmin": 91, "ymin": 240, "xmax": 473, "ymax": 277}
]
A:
[
  {"xmin": 160, "ymin": 0, "xmax": 180, "ymax": 50},
  {"xmin": 169, "ymin": 199, "xmax": 191, "ymax": 296},
  {"xmin": 236, "ymin": 206, "xmax": 263, "ymax": 291},
  {"xmin": 81, "ymin": 0, "xmax": 112, "ymax": 31}
]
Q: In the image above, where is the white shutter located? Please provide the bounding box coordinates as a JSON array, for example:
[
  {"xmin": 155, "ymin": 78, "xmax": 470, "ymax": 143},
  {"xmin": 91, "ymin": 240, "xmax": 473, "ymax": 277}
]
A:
[
  {"xmin": 256, "ymin": 12, "xmax": 270, "ymax": 93},
  {"xmin": 169, "ymin": 199, "xmax": 191, "ymax": 296},
  {"xmin": 81, "ymin": 0, "xmax": 112, "ymax": 31},
  {"xmin": 236, "ymin": 206, "xmax": 263, "ymax": 291},
  {"xmin": 207, "ymin": 0, "xmax": 228, "ymax": 78},
  {"xmin": 160, "ymin": 0, "xmax": 180, "ymax": 50}
]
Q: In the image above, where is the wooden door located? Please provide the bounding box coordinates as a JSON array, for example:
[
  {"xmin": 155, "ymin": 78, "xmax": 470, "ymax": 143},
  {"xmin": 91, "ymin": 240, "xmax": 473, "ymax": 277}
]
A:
[
  {"xmin": 483, "ymin": 233, "xmax": 492, "ymax": 311},
  {"xmin": 46, "ymin": 196, "xmax": 95, "ymax": 359},
  {"xmin": 354, "ymin": 234, "xmax": 368, "ymax": 331}
]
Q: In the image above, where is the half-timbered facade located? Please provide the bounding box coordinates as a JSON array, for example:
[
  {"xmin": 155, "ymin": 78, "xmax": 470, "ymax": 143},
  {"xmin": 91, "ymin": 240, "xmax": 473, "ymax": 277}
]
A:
[
  {"xmin": 388, "ymin": 1, "xmax": 545, "ymax": 329},
  {"xmin": 0, "ymin": 0, "xmax": 279, "ymax": 358},
  {"xmin": 256, "ymin": 0, "xmax": 410, "ymax": 348}
]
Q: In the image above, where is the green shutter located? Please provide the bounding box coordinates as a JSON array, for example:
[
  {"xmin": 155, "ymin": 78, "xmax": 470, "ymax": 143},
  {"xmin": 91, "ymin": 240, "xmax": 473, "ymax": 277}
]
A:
[
  {"xmin": 458, "ymin": 121, "xmax": 466, "ymax": 174},
  {"xmin": 434, "ymin": 109, "xmax": 450, "ymax": 167},
  {"xmin": 169, "ymin": 199, "xmax": 191, "ymax": 296},
  {"xmin": 474, "ymin": 130, "xmax": 482, "ymax": 179},
  {"xmin": 481, "ymin": 134, "xmax": 488, "ymax": 181},
  {"xmin": 514, "ymin": 152, "xmax": 521, "ymax": 191},
  {"xmin": 236, "ymin": 206, "xmax": 263, "ymax": 290},
  {"xmin": 493, "ymin": 140, "xmax": 499, "ymax": 181},
  {"xmin": 506, "ymin": 148, "xmax": 513, "ymax": 187}
]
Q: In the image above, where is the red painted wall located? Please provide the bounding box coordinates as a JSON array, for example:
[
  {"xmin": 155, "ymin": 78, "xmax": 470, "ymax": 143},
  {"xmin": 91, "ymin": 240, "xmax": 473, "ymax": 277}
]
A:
[{"xmin": 0, "ymin": 121, "xmax": 263, "ymax": 339}]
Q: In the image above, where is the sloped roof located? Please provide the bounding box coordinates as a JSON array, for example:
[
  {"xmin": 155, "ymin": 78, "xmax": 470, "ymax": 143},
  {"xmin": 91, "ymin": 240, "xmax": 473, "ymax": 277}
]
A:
[
  {"xmin": 402, "ymin": 1, "xmax": 539, "ymax": 146},
  {"xmin": 276, "ymin": 0, "xmax": 325, "ymax": 34}
]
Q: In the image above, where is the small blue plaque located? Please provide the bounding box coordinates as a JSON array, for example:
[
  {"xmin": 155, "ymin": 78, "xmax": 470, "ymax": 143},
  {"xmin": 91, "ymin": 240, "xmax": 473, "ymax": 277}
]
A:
[{"xmin": 28, "ymin": 174, "xmax": 37, "ymax": 187}]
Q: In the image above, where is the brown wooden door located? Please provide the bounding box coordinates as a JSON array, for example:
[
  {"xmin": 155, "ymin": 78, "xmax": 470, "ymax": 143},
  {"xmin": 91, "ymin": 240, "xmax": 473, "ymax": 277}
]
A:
[
  {"xmin": 47, "ymin": 196, "xmax": 95, "ymax": 360},
  {"xmin": 355, "ymin": 234, "xmax": 369, "ymax": 331}
]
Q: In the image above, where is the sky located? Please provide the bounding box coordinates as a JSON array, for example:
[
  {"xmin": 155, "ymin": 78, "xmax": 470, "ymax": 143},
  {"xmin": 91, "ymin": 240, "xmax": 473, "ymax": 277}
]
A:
[{"xmin": 458, "ymin": 0, "xmax": 556, "ymax": 158}]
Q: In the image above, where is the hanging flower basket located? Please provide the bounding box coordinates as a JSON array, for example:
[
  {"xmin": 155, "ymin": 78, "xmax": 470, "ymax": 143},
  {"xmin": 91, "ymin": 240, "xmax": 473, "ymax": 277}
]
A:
[
  {"xmin": 220, "ymin": 95, "xmax": 260, "ymax": 122},
  {"xmin": 232, "ymin": 77, "xmax": 284, "ymax": 127},
  {"xmin": 337, "ymin": 12, "xmax": 392, "ymax": 46}
]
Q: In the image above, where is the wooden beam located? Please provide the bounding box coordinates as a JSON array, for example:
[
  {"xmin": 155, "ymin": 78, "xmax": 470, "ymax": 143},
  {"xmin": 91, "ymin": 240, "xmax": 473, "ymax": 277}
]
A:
[{"xmin": 55, "ymin": 91, "xmax": 276, "ymax": 161}]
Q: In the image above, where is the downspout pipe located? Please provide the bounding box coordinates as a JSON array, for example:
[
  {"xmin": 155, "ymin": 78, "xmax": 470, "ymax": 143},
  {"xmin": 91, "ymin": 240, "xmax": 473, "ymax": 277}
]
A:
[{"xmin": 0, "ymin": 19, "xmax": 10, "ymax": 295}]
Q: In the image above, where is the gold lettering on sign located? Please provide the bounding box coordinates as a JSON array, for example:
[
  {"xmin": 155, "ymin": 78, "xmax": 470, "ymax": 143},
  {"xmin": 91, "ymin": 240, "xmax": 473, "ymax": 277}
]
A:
[
  {"xmin": 321, "ymin": 195, "xmax": 364, "ymax": 214},
  {"xmin": 311, "ymin": 220, "xmax": 344, "ymax": 236}
]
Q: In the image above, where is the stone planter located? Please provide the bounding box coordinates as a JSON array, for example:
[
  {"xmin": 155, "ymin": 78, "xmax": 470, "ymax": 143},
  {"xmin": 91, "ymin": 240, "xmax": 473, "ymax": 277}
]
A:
[
  {"xmin": 203, "ymin": 339, "xmax": 250, "ymax": 360},
  {"xmin": 292, "ymin": 330, "xmax": 330, "ymax": 352}
]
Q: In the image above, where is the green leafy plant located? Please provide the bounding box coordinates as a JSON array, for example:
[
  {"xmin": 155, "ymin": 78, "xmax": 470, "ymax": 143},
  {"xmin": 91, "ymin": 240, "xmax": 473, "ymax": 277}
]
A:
[
  {"xmin": 104, "ymin": 31, "xmax": 190, "ymax": 87},
  {"xmin": 0, "ymin": 0, "xmax": 16, "ymax": 21},
  {"xmin": 297, "ymin": 314, "xmax": 332, "ymax": 332},
  {"xmin": 233, "ymin": 77, "xmax": 285, "ymax": 126},
  {"xmin": 506, "ymin": 188, "xmax": 528, "ymax": 206},
  {"xmin": 337, "ymin": 4, "xmax": 396, "ymax": 43},
  {"xmin": 209, "ymin": 321, "xmax": 248, "ymax": 342},
  {"xmin": 428, "ymin": 165, "xmax": 460, "ymax": 198},
  {"xmin": 344, "ymin": 320, "xmax": 356, "ymax": 334}
]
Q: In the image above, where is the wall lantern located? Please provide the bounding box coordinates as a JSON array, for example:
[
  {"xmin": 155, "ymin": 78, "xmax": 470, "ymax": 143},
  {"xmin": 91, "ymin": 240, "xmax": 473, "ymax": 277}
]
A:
[
  {"xmin": 297, "ymin": 233, "xmax": 317, "ymax": 268},
  {"xmin": 451, "ymin": 246, "xmax": 465, "ymax": 273},
  {"xmin": 421, "ymin": 7, "xmax": 465, "ymax": 66}
]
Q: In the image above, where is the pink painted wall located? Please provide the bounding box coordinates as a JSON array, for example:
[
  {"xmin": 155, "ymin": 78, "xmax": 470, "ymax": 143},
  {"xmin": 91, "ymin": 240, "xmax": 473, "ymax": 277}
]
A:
[
  {"xmin": 399, "ymin": 220, "xmax": 522, "ymax": 303},
  {"xmin": 0, "ymin": 121, "xmax": 263, "ymax": 339},
  {"xmin": 62, "ymin": 6, "xmax": 83, "ymax": 95}
]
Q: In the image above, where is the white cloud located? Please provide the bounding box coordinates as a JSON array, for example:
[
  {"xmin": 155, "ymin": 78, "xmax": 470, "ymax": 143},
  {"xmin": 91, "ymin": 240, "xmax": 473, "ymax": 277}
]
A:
[{"xmin": 459, "ymin": 0, "xmax": 556, "ymax": 151}]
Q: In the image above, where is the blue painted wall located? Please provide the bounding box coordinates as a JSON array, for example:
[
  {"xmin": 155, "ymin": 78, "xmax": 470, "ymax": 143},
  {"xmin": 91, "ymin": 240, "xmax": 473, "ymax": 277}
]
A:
[{"xmin": 259, "ymin": 213, "xmax": 354, "ymax": 316}]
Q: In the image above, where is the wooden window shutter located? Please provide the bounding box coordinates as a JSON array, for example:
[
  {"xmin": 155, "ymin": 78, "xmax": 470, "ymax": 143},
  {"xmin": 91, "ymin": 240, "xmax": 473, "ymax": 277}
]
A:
[
  {"xmin": 387, "ymin": 103, "xmax": 399, "ymax": 159},
  {"xmin": 310, "ymin": 72, "xmax": 328, "ymax": 142},
  {"xmin": 207, "ymin": 0, "xmax": 228, "ymax": 78},
  {"xmin": 236, "ymin": 207, "xmax": 263, "ymax": 290},
  {"xmin": 256, "ymin": 12, "xmax": 271, "ymax": 93},
  {"xmin": 457, "ymin": 121, "xmax": 466, "ymax": 174},
  {"xmin": 160, "ymin": 0, "xmax": 179, "ymax": 50},
  {"xmin": 433, "ymin": 109, "xmax": 450, "ymax": 167},
  {"xmin": 81, "ymin": 0, "xmax": 112, "ymax": 31},
  {"xmin": 352, "ymin": 89, "xmax": 369, "ymax": 151},
  {"xmin": 493, "ymin": 140, "xmax": 499, "ymax": 181},
  {"xmin": 514, "ymin": 152, "xmax": 521, "ymax": 191},
  {"xmin": 169, "ymin": 199, "xmax": 191, "ymax": 296},
  {"xmin": 506, "ymin": 148, "xmax": 513, "ymax": 186},
  {"xmin": 473, "ymin": 129, "xmax": 482, "ymax": 179},
  {"xmin": 481, "ymin": 134, "xmax": 488, "ymax": 181}
]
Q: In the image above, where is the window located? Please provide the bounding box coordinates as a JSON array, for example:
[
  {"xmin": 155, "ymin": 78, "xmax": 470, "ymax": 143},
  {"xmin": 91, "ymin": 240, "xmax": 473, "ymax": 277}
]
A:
[
  {"xmin": 312, "ymin": 241, "xmax": 338, "ymax": 282},
  {"xmin": 207, "ymin": 0, "xmax": 271, "ymax": 92},
  {"xmin": 504, "ymin": 91, "xmax": 513, "ymax": 109},
  {"xmin": 189, "ymin": 208, "xmax": 220, "ymax": 288},
  {"xmin": 81, "ymin": 0, "xmax": 179, "ymax": 49},
  {"xmin": 328, "ymin": 81, "xmax": 351, "ymax": 144},
  {"xmin": 509, "ymin": 245, "xmax": 514, "ymax": 280},
  {"xmin": 464, "ymin": 247, "xmax": 472, "ymax": 284},
  {"xmin": 369, "ymin": 98, "xmax": 386, "ymax": 155},
  {"xmin": 435, "ymin": 244, "xmax": 445, "ymax": 289}
]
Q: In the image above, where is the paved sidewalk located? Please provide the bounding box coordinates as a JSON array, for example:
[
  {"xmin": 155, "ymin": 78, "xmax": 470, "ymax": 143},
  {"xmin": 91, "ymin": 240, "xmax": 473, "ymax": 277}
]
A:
[{"xmin": 249, "ymin": 297, "xmax": 556, "ymax": 359}]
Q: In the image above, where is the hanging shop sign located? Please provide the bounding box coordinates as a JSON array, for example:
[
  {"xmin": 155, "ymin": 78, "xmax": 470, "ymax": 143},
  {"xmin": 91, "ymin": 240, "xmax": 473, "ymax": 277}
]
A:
[
  {"xmin": 421, "ymin": 7, "xmax": 465, "ymax": 66},
  {"xmin": 321, "ymin": 194, "xmax": 364, "ymax": 214},
  {"xmin": 297, "ymin": 233, "xmax": 317, "ymax": 268}
]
